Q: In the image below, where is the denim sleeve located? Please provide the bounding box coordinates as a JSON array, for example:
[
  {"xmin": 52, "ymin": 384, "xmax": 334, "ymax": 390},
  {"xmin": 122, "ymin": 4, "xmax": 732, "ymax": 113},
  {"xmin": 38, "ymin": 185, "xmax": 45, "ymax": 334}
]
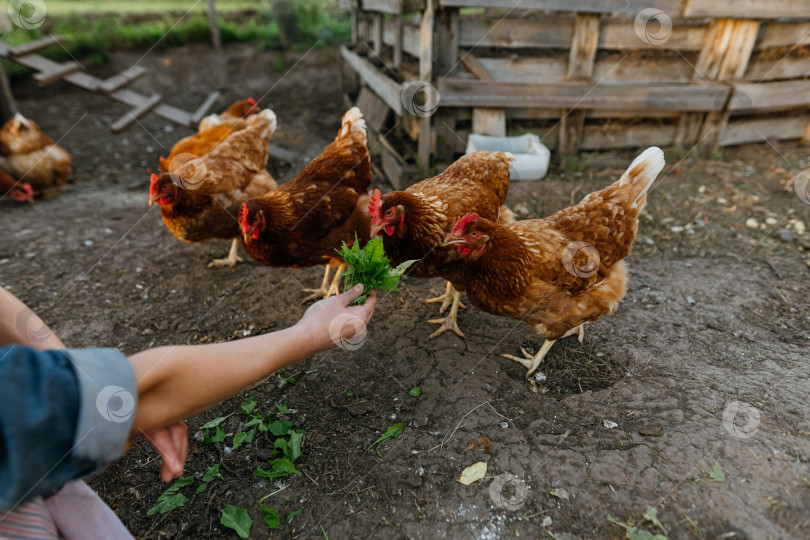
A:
[{"xmin": 0, "ymin": 345, "xmax": 137, "ymax": 512}]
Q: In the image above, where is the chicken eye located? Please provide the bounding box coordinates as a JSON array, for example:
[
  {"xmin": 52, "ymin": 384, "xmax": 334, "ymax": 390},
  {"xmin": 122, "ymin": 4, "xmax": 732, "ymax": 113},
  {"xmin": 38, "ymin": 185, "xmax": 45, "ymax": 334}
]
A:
[{"xmin": 471, "ymin": 231, "xmax": 478, "ymax": 237}]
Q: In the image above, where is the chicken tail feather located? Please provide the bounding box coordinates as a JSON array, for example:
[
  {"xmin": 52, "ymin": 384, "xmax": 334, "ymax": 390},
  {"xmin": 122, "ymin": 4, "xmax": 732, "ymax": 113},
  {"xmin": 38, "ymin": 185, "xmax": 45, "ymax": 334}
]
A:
[
  {"xmin": 337, "ymin": 107, "xmax": 367, "ymax": 147},
  {"xmin": 617, "ymin": 146, "xmax": 665, "ymax": 209}
]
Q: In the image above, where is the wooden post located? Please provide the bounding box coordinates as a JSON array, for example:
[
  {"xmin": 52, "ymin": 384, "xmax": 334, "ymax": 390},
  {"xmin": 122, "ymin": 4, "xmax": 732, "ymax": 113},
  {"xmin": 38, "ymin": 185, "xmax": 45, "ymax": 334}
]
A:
[
  {"xmin": 373, "ymin": 13, "xmax": 384, "ymax": 58},
  {"xmin": 674, "ymin": 19, "xmax": 734, "ymax": 149},
  {"xmin": 393, "ymin": 14, "xmax": 404, "ymax": 70},
  {"xmin": 206, "ymin": 0, "xmax": 222, "ymax": 51},
  {"xmin": 417, "ymin": 0, "xmax": 434, "ymax": 175},
  {"xmin": 434, "ymin": 7, "xmax": 460, "ymax": 161},
  {"xmin": 274, "ymin": 0, "xmax": 301, "ymax": 49},
  {"xmin": 0, "ymin": 63, "xmax": 16, "ymax": 124},
  {"xmin": 558, "ymin": 13, "xmax": 600, "ymax": 163},
  {"xmin": 697, "ymin": 20, "xmax": 760, "ymax": 154}
]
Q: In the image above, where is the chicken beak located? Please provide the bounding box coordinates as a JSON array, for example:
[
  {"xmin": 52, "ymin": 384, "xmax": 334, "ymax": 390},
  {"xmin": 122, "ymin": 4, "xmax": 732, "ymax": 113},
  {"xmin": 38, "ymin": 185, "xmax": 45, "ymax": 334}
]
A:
[
  {"xmin": 243, "ymin": 223, "xmax": 258, "ymax": 238},
  {"xmin": 370, "ymin": 223, "xmax": 384, "ymax": 237},
  {"xmin": 442, "ymin": 233, "xmax": 464, "ymax": 247},
  {"xmin": 148, "ymin": 193, "xmax": 161, "ymax": 206}
]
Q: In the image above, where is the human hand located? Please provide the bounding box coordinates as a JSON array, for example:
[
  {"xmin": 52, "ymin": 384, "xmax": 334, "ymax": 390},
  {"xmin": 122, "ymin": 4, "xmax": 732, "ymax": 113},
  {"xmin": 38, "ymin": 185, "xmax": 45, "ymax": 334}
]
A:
[
  {"xmin": 140, "ymin": 421, "xmax": 188, "ymax": 482},
  {"xmin": 295, "ymin": 284, "xmax": 377, "ymax": 354}
]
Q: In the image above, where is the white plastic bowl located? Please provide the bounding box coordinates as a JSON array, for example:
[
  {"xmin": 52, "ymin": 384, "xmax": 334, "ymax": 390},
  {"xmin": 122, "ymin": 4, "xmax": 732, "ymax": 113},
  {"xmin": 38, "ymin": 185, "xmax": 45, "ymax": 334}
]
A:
[{"xmin": 466, "ymin": 133, "xmax": 550, "ymax": 181}]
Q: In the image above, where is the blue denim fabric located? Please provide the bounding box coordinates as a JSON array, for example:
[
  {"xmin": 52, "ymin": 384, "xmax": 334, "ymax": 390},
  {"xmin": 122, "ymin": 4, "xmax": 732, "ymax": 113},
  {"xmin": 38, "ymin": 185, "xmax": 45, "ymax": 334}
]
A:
[{"xmin": 0, "ymin": 345, "xmax": 135, "ymax": 512}]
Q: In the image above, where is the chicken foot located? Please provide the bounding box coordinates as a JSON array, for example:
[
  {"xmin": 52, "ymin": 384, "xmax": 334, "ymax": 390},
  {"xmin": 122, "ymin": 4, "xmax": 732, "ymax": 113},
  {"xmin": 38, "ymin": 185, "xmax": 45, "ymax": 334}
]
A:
[
  {"xmin": 208, "ymin": 238, "xmax": 244, "ymax": 268},
  {"xmin": 424, "ymin": 281, "xmax": 465, "ymax": 314},
  {"xmin": 428, "ymin": 288, "xmax": 465, "ymax": 339},
  {"xmin": 301, "ymin": 262, "xmax": 347, "ymax": 302},
  {"xmin": 502, "ymin": 324, "xmax": 584, "ymax": 378}
]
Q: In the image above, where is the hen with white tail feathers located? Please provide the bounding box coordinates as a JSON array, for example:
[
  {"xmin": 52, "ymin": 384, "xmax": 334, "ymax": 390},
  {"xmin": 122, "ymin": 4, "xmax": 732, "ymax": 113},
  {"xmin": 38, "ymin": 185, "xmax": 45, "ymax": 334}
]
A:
[{"xmin": 443, "ymin": 147, "xmax": 665, "ymax": 380}]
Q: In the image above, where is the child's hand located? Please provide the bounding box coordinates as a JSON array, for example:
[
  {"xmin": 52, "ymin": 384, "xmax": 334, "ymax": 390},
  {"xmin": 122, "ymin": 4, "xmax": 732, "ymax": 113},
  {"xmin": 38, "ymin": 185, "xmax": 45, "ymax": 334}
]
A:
[{"xmin": 295, "ymin": 285, "xmax": 377, "ymax": 353}]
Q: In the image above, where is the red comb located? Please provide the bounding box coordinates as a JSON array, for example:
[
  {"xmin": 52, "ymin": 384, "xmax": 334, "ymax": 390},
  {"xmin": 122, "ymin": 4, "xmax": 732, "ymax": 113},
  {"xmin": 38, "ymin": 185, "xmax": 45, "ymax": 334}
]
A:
[
  {"xmin": 368, "ymin": 189, "xmax": 382, "ymax": 223},
  {"xmin": 149, "ymin": 173, "xmax": 159, "ymax": 197},
  {"xmin": 240, "ymin": 202, "xmax": 250, "ymax": 233},
  {"xmin": 246, "ymin": 97, "xmax": 258, "ymax": 115},
  {"xmin": 23, "ymin": 183, "xmax": 34, "ymax": 198},
  {"xmin": 452, "ymin": 212, "xmax": 479, "ymax": 236}
]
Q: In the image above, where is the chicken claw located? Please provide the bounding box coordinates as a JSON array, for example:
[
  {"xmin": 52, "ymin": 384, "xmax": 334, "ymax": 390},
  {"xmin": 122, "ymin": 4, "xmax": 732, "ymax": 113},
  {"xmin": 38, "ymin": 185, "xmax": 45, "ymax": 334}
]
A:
[
  {"xmin": 428, "ymin": 289, "xmax": 465, "ymax": 339},
  {"xmin": 208, "ymin": 238, "xmax": 243, "ymax": 268},
  {"xmin": 301, "ymin": 262, "xmax": 346, "ymax": 302},
  {"xmin": 424, "ymin": 281, "xmax": 465, "ymax": 313},
  {"xmin": 502, "ymin": 339, "xmax": 555, "ymax": 378}
]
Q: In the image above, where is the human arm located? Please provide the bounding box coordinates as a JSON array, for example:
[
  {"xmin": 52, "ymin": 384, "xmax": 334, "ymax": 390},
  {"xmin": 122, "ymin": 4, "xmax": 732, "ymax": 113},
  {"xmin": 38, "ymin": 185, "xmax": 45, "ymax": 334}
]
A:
[
  {"xmin": 129, "ymin": 284, "xmax": 376, "ymax": 434},
  {"xmin": 0, "ymin": 287, "xmax": 64, "ymax": 350}
]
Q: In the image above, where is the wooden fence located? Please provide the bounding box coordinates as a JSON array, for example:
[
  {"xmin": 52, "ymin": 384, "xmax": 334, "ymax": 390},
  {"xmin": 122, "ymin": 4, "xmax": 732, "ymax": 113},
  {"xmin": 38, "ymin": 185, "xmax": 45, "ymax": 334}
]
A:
[{"xmin": 340, "ymin": 0, "xmax": 810, "ymax": 186}]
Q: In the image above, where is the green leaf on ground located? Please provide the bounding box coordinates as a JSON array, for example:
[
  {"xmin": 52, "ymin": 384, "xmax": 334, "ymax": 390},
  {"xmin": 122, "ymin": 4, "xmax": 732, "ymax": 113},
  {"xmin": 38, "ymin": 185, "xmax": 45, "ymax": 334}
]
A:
[
  {"xmin": 240, "ymin": 396, "xmax": 258, "ymax": 415},
  {"xmin": 147, "ymin": 476, "xmax": 194, "ymax": 516},
  {"xmin": 268, "ymin": 419, "xmax": 294, "ymax": 436},
  {"xmin": 232, "ymin": 431, "xmax": 248, "ymax": 450},
  {"xmin": 254, "ymin": 458, "xmax": 300, "ymax": 479},
  {"xmin": 221, "ymin": 505, "xmax": 252, "ymax": 538},
  {"xmin": 200, "ymin": 413, "xmax": 233, "ymax": 430},
  {"xmin": 261, "ymin": 504, "xmax": 280, "ymax": 529},
  {"xmin": 370, "ymin": 422, "xmax": 405, "ymax": 458},
  {"xmin": 710, "ymin": 462, "xmax": 726, "ymax": 482},
  {"xmin": 287, "ymin": 508, "xmax": 303, "ymax": 523},
  {"xmin": 409, "ymin": 387, "xmax": 421, "ymax": 397}
]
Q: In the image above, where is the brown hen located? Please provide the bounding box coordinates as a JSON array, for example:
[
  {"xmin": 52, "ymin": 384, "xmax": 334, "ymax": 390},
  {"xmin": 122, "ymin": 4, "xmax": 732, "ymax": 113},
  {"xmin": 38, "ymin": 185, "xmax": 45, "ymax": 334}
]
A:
[
  {"xmin": 368, "ymin": 151, "xmax": 514, "ymax": 338},
  {"xmin": 239, "ymin": 107, "xmax": 372, "ymax": 301},
  {"xmin": 149, "ymin": 108, "xmax": 278, "ymax": 267},
  {"xmin": 0, "ymin": 113, "xmax": 71, "ymax": 197},
  {"xmin": 444, "ymin": 147, "xmax": 665, "ymax": 380}
]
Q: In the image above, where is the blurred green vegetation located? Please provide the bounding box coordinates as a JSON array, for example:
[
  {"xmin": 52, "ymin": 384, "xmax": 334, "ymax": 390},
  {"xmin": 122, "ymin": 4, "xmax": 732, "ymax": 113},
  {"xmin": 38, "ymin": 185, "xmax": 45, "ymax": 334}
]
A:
[{"xmin": 2, "ymin": 1, "xmax": 351, "ymax": 79}]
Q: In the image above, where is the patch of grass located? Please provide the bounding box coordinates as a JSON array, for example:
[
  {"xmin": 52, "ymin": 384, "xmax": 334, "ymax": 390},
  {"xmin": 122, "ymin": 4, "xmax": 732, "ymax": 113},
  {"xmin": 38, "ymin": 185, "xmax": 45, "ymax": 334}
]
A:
[{"xmin": 3, "ymin": 1, "xmax": 350, "ymax": 80}]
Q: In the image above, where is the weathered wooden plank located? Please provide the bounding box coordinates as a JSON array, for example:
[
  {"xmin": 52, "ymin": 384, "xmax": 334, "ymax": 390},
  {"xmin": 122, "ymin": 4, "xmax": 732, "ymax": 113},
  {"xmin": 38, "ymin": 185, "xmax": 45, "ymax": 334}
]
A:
[
  {"xmin": 458, "ymin": 17, "xmax": 708, "ymax": 51},
  {"xmin": 436, "ymin": 8, "xmax": 460, "ymax": 76},
  {"xmin": 567, "ymin": 13, "xmax": 600, "ymax": 80},
  {"xmin": 363, "ymin": 0, "xmax": 426, "ymax": 14},
  {"xmin": 436, "ymin": 79, "xmax": 730, "ymax": 111},
  {"xmin": 757, "ymin": 22, "xmax": 810, "ymax": 49},
  {"xmin": 417, "ymin": 0, "xmax": 434, "ymax": 174},
  {"xmin": 110, "ymin": 93, "xmax": 162, "ymax": 133},
  {"xmin": 33, "ymin": 61, "xmax": 80, "ymax": 86},
  {"xmin": 698, "ymin": 19, "xmax": 760, "ymax": 153},
  {"xmin": 474, "ymin": 55, "xmax": 696, "ymax": 85},
  {"xmin": 340, "ymin": 46, "xmax": 403, "ymax": 115},
  {"xmin": 8, "ymin": 35, "xmax": 65, "ymax": 57},
  {"xmin": 373, "ymin": 13, "xmax": 384, "ymax": 57},
  {"xmin": 99, "ymin": 65, "xmax": 148, "ymax": 93},
  {"xmin": 356, "ymin": 86, "xmax": 391, "ymax": 132},
  {"xmin": 472, "ymin": 108, "xmax": 506, "ymax": 136},
  {"xmin": 392, "ymin": 14, "xmax": 404, "ymax": 68},
  {"xmin": 684, "ymin": 0, "xmax": 810, "ymax": 19},
  {"xmin": 722, "ymin": 114, "xmax": 810, "ymax": 146},
  {"xmin": 746, "ymin": 54, "xmax": 810, "ymax": 82},
  {"xmin": 459, "ymin": 50, "xmax": 494, "ymax": 80},
  {"xmin": 382, "ymin": 18, "xmax": 420, "ymax": 57},
  {"xmin": 730, "ymin": 80, "xmax": 810, "ymax": 112},
  {"xmin": 457, "ymin": 107, "xmax": 678, "ymax": 121},
  {"xmin": 581, "ymin": 122, "xmax": 677, "ymax": 150},
  {"xmin": 439, "ymin": 0, "xmax": 680, "ymax": 17},
  {"xmin": 560, "ymin": 13, "xmax": 600, "ymax": 159},
  {"xmin": 190, "ymin": 91, "xmax": 222, "ymax": 124}
]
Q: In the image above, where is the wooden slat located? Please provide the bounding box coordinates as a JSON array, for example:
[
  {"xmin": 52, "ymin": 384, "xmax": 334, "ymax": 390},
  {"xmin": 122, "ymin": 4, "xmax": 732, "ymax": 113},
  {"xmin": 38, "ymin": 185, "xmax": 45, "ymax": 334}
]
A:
[
  {"xmin": 698, "ymin": 20, "xmax": 760, "ymax": 153},
  {"xmin": 417, "ymin": 0, "xmax": 435, "ymax": 174},
  {"xmin": 683, "ymin": 0, "xmax": 810, "ymax": 19},
  {"xmin": 356, "ymin": 86, "xmax": 391, "ymax": 132},
  {"xmin": 373, "ymin": 13, "xmax": 384, "ymax": 57},
  {"xmin": 436, "ymin": 78, "xmax": 731, "ymax": 111},
  {"xmin": 99, "ymin": 65, "xmax": 148, "ymax": 93},
  {"xmin": 746, "ymin": 54, "xmax": 810, "ymax": 82},
  {"xmin": 436, "ymin": 8, "xmax": 459, "ymax": 76},
  {"xmin": 382, "ymin": 18, "xmax": 420, "ymax": 57},
  {"xmin": 33, "ymin": 61, "xmax": 80, "ymax": 86},
  {"xmin": 730, "ymin": 80, "xmax": 810, "ymax": 112},
  {"xmin": 110, "ymin": 93, "xmax": 162, "ymax": 133},
  {"xmin": 9, "ymin": 35, "xmax": 65, "ymax": 57},
  {"xmin": 472, "ymin": 108, "xmax": 506, "ymax": 136},
  {"xmin": 363, "ymin": 0, "xmax": 426, "ymax": 14},
  {"xmin": 756, "ymin": 22, "xmax": 810, "ymax": 50},
  {"xmin": 559, "ymin": 13, "xmax": 600, "ymax": 160},
  {"xmin": 581, "ymin": 122, "xmax": 677, "ymax": 150},
  {"xmin": 340, "ymin": 46, "xmax": 403, "ymax": 115},
  {"xmin": 459, "ymin": 50, "xmax": 493, "ymax": 80},
  {"xmin": 392, "ymin": 14, "xmax": 404, "ymax": 68},
  {"xmin": 190, "ymin": 91, "xmax": 222, "ymax": 124},
  {"xmin": 722, "ymin": 114, "xmax": 810, "ymax": 146},
  {"xmin": 439, "ymin": 0, "xmax": 680, "ymax": 17}
]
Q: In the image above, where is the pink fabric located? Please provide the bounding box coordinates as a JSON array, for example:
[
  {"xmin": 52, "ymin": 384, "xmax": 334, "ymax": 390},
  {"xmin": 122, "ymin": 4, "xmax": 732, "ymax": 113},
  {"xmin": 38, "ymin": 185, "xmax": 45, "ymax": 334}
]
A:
[
  {"xmin": 42, "ymin": 481, "xmax": 132, "ymax": 540},
  {"xmin": 0, "ymin": 498, "xmax": 59, "ymax": 539}
]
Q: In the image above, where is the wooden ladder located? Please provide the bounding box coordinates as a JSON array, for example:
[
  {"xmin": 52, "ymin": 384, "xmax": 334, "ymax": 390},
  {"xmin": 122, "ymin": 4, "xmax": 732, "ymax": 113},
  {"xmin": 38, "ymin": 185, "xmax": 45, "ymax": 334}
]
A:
[{"xmin": 0, "ymin": 34, "xmax": 221, "ymax": 133}]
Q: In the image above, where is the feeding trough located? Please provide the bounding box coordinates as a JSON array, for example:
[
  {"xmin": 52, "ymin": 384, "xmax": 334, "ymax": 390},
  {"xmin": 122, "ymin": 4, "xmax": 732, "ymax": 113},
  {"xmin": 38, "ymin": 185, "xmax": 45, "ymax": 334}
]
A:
[{"xmin": 466, "ymin": 133, "xmax": 550, "ymax": 181}]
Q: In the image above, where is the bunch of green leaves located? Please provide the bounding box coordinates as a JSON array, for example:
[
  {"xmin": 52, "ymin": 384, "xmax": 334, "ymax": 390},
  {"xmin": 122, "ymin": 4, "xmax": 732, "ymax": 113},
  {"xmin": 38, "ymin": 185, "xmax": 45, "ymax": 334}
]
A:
[{"xmin": 337, "ymin": 235, "xmax": 416, "ymax": 305}]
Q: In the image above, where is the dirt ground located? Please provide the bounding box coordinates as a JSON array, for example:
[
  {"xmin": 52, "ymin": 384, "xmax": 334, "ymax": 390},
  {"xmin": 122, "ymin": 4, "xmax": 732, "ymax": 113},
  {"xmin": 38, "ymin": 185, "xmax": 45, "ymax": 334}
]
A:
[{"xmin": 1, "ymin": 44, "xmax": 809, "ymax": 539}]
